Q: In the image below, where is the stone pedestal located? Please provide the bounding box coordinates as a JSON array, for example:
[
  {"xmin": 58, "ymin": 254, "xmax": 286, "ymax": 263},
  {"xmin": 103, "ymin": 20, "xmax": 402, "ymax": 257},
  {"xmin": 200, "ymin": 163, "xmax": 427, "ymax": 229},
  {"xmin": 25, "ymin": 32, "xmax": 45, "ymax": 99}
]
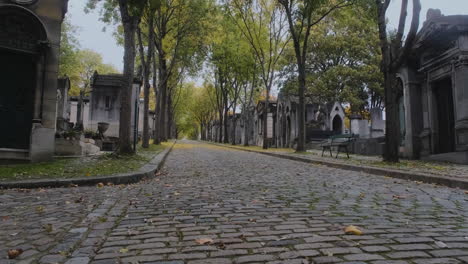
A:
[
  {"xmin": 30, "ymin": 124, "xmax": 55, "ymax": 162},
  {"xmin": 55, "ymin": 138, "xmax": 100, "ymax": 156},
  {"xmin": 370, "ymin": 108, "xmax": 385, "ymax": 138},
  {"xmin": 350, "ymin": 114, "xmax": 370, "ymax": 138}
]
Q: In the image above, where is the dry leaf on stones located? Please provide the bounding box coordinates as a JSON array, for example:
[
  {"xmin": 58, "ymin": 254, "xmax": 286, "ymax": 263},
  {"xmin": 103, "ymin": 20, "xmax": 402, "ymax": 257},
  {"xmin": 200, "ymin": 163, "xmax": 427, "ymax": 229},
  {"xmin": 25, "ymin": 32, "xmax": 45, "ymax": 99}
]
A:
[
  {"xmin": 344, "ymin": 225, "xmax": 363, "ymax": 235},
  {"xmin": 43, "ymin": 224, "xmax": 53, "ymax": 233},
  {"xmin": 195, "ymin": 238, "xmax": 214, "ymax": 245},
  {"xmin": 7, "ymin": 249, "xmax": 23, "ymax": 259},
  {"xmin": 36, "ymin": 206, "xmax": 45, "ymax": 213},
  {"xmin": 214, "ymin": 241, "xmax": 226, "ymax": 250}
]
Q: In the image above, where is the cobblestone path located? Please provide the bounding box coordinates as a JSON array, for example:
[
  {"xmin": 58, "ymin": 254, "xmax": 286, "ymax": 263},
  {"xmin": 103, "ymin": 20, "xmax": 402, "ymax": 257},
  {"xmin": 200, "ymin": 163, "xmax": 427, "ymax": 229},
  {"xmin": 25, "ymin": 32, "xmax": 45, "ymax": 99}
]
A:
[{"xmin": 1, "ymin": 140, "xmax": 468, "ymax": 264}]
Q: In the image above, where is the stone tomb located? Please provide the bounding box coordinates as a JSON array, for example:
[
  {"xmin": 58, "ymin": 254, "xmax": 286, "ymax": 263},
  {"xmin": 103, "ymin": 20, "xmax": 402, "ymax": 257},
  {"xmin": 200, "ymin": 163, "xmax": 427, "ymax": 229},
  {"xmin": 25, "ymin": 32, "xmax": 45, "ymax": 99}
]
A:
[
  {"xmin": 276, "ymin": 92, "xmax": 346, "ymax": 148},
  {"xmin": 0, "ymin": 0, "xmax": 69, "ymax": 162},
  {"xmin": 398, "ymin": 9, "xmax": 468, "ymax": 163},
  {"xmin": 89, "ymin": 72, "xmax": 142, "ymax": 146}
]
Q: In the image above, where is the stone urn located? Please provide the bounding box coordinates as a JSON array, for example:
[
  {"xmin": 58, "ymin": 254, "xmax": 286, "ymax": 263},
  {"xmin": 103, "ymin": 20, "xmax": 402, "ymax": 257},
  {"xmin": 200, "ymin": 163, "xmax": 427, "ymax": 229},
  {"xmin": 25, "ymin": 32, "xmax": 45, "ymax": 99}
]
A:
[{"xmin": 97, "ymin": 122, "xmax": 110, "ymax": 137}]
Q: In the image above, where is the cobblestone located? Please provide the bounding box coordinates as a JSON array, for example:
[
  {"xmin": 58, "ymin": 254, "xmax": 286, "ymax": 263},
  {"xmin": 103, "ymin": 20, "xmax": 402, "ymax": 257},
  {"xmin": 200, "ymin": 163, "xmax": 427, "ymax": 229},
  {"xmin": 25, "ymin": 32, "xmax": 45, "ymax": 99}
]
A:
[{"xmin": 1, "ymin": 141, "xmax": 468, "ymax": 263}]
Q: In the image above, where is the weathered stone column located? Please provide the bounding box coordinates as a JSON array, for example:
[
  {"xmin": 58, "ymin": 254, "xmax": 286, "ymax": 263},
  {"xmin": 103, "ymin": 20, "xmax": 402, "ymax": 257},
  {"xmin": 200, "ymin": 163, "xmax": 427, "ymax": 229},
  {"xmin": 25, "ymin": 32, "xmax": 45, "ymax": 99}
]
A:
[{"xmin": 453, "ymin": 39, "xmax": 468, "ymax": 150}]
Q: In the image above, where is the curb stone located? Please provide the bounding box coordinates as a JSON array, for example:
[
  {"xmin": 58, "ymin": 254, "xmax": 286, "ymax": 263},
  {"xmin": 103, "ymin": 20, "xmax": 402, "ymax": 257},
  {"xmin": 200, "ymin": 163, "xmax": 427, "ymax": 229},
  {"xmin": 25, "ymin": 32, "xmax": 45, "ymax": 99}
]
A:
[
  {"xmin": 211, "ymin": 142, "xmax": 468, "ymax": 190},
  {"xmin": 0, "ymin": 141, "xmax": 176, "ymax": 189}
]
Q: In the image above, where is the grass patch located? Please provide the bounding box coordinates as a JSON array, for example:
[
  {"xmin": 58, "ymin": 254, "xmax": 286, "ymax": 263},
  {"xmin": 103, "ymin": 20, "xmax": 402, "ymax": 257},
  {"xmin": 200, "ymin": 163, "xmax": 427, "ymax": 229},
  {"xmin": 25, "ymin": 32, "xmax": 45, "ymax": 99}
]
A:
[{"xmin": 0, "ymin": 141, "xmax": 168, "ymax": 181}]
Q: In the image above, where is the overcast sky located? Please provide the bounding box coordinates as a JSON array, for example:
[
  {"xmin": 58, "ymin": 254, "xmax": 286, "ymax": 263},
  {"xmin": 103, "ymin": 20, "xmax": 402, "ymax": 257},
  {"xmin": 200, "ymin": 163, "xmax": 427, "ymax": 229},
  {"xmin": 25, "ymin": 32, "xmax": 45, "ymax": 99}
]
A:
[{"xmin": 68, "ymin": 1, "xmax": 468, "ymax": 72}]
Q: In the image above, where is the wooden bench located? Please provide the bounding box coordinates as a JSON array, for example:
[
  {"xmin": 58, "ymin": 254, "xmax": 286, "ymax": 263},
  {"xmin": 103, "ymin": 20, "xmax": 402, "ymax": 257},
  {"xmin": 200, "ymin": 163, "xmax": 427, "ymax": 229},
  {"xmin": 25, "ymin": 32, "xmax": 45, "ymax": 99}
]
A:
[{"xmin": 321, "ymin": 134, "xmax": 355, "ymax": 158}]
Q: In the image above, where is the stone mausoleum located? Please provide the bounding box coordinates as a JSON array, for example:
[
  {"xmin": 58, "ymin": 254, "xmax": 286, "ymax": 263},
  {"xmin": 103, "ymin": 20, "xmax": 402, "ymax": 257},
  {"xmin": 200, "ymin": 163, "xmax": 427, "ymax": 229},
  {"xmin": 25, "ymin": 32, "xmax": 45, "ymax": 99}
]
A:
[
  {"xmin": 89, "ymin": 72, "xmax": 141, "ymax": 141},
  {"xmin": 0, "ymin": 0, "xmax": 68, "ymax": 161},
  {"xmin": 399, "ymin": 9, "xmax": 468, "ymax": 163}
]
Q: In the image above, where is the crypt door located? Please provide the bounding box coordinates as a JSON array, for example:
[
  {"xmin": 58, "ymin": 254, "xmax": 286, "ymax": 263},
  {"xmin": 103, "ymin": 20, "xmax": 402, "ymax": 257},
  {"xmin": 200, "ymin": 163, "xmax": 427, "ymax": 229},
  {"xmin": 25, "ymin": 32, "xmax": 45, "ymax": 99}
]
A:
[
  {"xmin": 0, "ymin": 49, "xmax": 36, "ymax": 149},
  {"xmin": 0, "ymin": 6, "xmax": 48, "ymax": 150},
  {"xmin": 332, "ymin": 115, "xmax": 343, "ymax": 134},
  {"xmin": 434, "ymin": 78, "xmax": 456, "ymax": 154}
]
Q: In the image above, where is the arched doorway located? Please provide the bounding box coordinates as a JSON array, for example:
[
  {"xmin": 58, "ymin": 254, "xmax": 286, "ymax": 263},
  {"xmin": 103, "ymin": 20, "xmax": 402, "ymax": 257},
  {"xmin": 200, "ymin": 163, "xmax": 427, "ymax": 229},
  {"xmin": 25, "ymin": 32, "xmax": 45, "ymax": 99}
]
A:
[
  {"xmin": 332, "ymin": 115, "xmax": 342, "ymax": 134},
  {"xmin": 433, "ymin": 77, "xmax": 455, "ymax": 153},
  {"xmin": 0, "ymin": 5, "xmax": 48, "ymax": 150}
]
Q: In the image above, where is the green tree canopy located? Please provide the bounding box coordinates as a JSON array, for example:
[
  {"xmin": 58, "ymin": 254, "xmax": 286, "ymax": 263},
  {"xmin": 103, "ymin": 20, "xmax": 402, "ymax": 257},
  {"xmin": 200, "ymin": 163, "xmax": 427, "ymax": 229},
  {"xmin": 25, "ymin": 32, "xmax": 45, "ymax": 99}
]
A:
[{"xmin": 281, "ymin": 4, "xmax": 383, "ymax": 112}]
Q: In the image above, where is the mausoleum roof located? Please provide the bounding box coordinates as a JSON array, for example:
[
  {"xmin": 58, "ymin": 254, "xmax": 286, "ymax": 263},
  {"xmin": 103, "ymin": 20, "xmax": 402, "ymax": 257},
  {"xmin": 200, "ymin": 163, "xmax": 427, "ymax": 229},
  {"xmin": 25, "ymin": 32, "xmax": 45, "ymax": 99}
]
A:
[
  {"xmin": 91, "ymin": 72, "xmax": 142, "ymax": 88},
  {"xmin": 415, "ymin": 11, "xmax": 468, "ymax": 50}
]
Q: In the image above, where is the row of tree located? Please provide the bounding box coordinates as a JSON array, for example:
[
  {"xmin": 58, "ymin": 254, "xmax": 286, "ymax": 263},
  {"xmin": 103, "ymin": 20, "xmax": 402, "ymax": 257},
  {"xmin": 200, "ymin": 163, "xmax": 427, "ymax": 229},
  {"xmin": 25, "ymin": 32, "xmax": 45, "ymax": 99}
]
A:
[
  {"xmin": 70, "ymin": 0, "xmax": 421, "ymax": 163},
  {"xmin": 82, "ymin": 0, "xmax": 213, "ymax": 152},
  {"xmin": 186, "ymin": 0, "xmax": 421, "ymax": 163}
]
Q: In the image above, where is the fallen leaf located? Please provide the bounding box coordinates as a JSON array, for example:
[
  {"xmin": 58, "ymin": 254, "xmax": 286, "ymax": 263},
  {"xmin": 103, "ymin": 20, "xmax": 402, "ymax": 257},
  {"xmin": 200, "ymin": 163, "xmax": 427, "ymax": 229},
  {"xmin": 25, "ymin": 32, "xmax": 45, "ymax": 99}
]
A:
[
  {"xmin": 195, "ymin": 238, "xmax": 213, "ymax": 245},
  {"xmin": 2, "ymin": 216, "xmax": 10, "ymax": 221},
  {"xmin": 7, "ymin": 249, "xmax": 23, "ymax": 259},
  {"xmin": 107, "ymin": 182, "xmax": 114, "ymax": 186},
  {"xmin": 36, "ymin": 206, "xmax": 45, "ymax": 213},
  {"xmin": 464, "ymin": 191, "xmax": 468, "ymax": 194},
  {"xmin": 214, "ymin": 241, "xmax": 226, "ymax": 249},
  {"xmin": 174, "ymin": 191, "xmax": 181, "ymax": 196},
  {"xmin": 85, "ymin": 172, "xmax": 91, "ymax": 177},
  {"xmin": 97, "ymin": 183, "xmax": 105, "ymax": 188},
  {"xmin": 65, "ymin": 201, "xmax": 71, "ymax": 205},
  {"xmin": 359, "ymin": 193, "xmax": 365, "ymax": 198},
  {"xmin": 75, "ymin": 197, "xmax": 84, "ymax": 203},
  {"xmin": 43, "ymin": 224, "xmax": 53, "ymax": 233},
  {"xmin": 127, "ymin": 230, "xmax": 139, "ymax": 236},
  {"xmin": 392, "ymin": 195, "xmax": 406, "ymax": 199},
  {"xmin": 119, "ymin": 248, "xmax": 129, "ymax": 253},
  {"xmin": 344, "ymin": 225, "xmax": 363, "ymax": 235}
]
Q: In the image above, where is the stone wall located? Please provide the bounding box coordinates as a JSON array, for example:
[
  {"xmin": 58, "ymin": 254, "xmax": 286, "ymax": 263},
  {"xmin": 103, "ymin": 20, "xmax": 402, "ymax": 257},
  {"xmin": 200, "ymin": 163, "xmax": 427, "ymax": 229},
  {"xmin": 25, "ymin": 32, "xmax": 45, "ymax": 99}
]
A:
[{"xmin": 0, "ymin": 0, "xmax": 69, "ymax": 162}]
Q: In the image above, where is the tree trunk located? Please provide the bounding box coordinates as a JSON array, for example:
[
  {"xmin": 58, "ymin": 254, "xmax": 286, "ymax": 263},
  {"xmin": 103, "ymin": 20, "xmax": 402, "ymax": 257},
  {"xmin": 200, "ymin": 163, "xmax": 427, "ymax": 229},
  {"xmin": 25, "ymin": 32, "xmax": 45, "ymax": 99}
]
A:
[
  {"xmin": 296, "ymin": 64, "xmax": 306, "ymax": 152},
  {"xmin": 158, "ymin": 54, "xmax": 168, "ymax": 142},
  {"xmin": 140, "ymin": 14, "xmax": 154, "ymax": 148},
  {"xmin": 218, "ymin": 111, "xmax": 223, "ymax": 143},
  {"xmin": 167, "ymin": 95, "xmax": 172, "ymax": 139},
  {"xmin": 223, "ymin": 108, "xmax": 229, "ymax": 144},
  {"xmin": 151, "ymin": 50, "xmax": 160, "ymax": 145},
  {"xmin": 231, "ymin": 115, "xmax": 236, "ymax": 145},
  {"xmin": 262, "ymin": 91, "xmax": 269, "ymax": 149},
  {"xmin": 383, "ymin": 72, "xmax": 400, "ymax": 162},
  {"xmin": 117, "ymin": 0, "xmax": 138, "ymax": 154},
  {"xmin": 76, "ymin": 90, "xmax": 84, "ymax": 130},
  {"xmin": 243, "ymin": 114, "xmax": 249, "ymax": 146}
]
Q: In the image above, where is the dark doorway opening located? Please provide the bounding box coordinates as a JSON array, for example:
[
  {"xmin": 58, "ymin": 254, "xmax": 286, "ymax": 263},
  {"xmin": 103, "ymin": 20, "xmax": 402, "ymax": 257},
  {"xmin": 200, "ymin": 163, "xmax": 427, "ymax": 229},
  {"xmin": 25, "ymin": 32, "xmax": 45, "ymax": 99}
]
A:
[
  {"xmin": 332, "ymin": 115, "xmax": 342, "ymax": 134},
  {"xmin": 434, "ymin": 78, "xmax": 455, "ymax": 154},
  {"xmin": 0, "ymin": 49, "xmax": 36, "ymax": 149}
]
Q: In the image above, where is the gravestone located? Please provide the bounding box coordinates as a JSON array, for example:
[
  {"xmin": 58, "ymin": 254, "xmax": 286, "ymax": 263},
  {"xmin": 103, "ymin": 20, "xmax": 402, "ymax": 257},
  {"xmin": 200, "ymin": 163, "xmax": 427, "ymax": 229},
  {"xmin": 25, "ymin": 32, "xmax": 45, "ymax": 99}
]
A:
[{"xmin": 370, "ymin": 108, "xmax": 385, "ymax": 138}]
